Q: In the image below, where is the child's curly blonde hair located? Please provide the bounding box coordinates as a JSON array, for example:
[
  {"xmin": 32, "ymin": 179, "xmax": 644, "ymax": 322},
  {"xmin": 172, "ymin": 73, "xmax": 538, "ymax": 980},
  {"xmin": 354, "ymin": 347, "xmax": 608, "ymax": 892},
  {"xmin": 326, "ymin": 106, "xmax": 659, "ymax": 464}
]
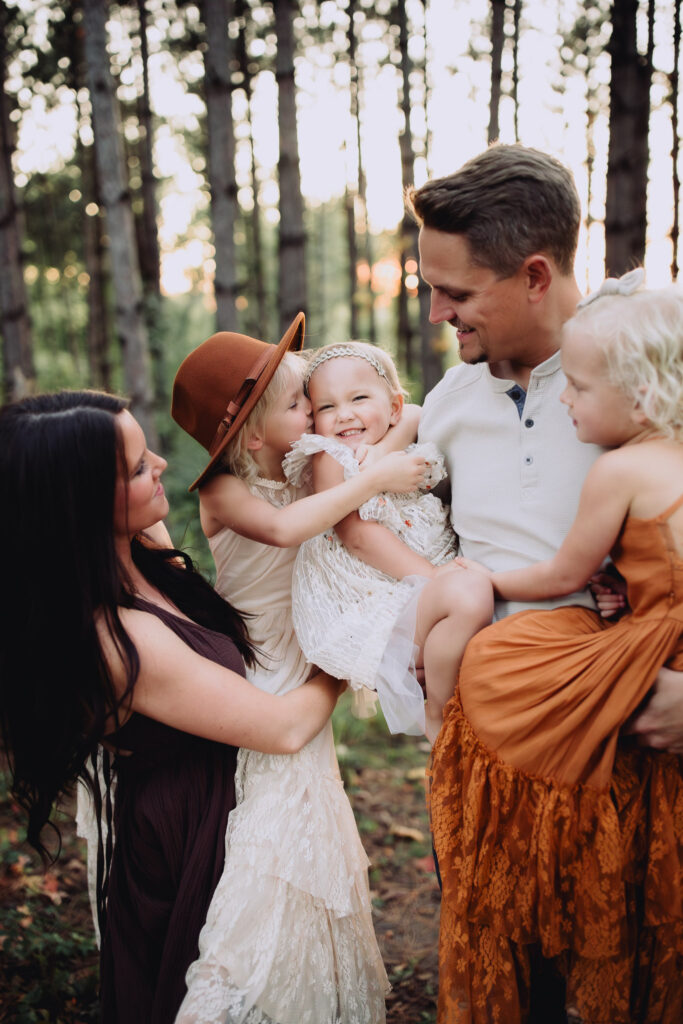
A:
[
  {"xmin": 563, "ymin": 283, "xmax": 683, "ymax": 440},
  {"xmin": 217, "ymin": 352, "xmax": 307, "ymax": 482}
]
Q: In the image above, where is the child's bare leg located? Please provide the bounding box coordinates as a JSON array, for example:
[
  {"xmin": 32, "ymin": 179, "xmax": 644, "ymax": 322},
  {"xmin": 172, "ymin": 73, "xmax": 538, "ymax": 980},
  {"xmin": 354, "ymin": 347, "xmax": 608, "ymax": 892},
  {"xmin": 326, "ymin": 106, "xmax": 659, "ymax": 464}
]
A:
[{"xmin": 415, "ymin": 568, "xmax": 494, "ymax": 743}]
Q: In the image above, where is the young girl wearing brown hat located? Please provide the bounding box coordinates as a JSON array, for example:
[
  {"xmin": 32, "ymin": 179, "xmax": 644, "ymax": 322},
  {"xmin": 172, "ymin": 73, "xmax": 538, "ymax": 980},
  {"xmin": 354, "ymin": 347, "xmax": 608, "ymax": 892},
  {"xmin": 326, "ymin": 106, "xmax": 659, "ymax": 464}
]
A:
[{"xmin": 171, "ymin": 314, "xmax": 426, "ymax": 1024}]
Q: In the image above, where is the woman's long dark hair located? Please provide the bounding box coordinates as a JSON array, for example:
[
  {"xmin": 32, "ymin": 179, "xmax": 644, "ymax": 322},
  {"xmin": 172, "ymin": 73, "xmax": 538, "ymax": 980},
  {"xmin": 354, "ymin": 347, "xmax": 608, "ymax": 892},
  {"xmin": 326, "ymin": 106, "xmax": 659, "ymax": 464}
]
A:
[{"xmin": 0, "ymin": 390, "xmax": 254, "ymax": 861}]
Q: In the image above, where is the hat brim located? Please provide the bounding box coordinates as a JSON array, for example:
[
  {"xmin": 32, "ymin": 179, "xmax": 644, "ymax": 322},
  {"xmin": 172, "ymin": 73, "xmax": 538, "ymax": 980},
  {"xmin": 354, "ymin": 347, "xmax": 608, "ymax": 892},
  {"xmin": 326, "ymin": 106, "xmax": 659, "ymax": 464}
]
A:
[{"xmin": 188, "ymin": 312, "xmax": 305, "ymax": 491}]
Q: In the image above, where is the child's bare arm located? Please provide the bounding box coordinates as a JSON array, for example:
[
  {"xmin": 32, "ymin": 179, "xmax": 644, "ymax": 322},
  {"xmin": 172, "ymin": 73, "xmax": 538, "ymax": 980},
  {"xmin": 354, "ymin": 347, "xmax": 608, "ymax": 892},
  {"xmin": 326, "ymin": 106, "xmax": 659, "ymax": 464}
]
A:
[
  {"xmin": 313, "ymin": 451, "xmax": 437, "ymax": 580},
  {"xmin": 199, "ymin": 449, "xmax": 427, "ymax": 547},
  {"xmin": 491, "ymin": 451, "xmax": 634, "ymax": 601}
]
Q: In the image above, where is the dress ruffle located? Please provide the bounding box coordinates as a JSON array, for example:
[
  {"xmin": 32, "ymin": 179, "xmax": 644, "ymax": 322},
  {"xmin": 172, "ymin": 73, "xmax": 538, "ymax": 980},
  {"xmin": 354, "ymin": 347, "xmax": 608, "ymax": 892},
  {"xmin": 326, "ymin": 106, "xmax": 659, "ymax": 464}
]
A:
[
  {"xmin": 429, "ymin": 696, "xmax": 683, "ymax": 1023},
  {"xmin": 176, "ymin": 725, "xmax": 389, "ymax": 1024}
]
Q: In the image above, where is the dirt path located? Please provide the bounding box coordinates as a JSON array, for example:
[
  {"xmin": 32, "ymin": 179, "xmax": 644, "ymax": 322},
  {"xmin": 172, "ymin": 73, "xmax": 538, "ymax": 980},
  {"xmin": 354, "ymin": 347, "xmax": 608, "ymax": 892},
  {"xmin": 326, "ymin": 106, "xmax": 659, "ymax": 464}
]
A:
[{"xmin": 349, "ymin": 759, "xmax": 440, "ymax": 1023}]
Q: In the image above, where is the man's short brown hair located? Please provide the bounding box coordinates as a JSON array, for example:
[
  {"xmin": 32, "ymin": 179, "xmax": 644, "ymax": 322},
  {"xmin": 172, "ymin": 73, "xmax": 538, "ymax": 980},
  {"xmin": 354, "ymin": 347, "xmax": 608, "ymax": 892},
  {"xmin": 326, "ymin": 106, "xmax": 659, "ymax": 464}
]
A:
[{"xmin": 407, "ymin": 144, "xmax": 581, "ymax": 277}]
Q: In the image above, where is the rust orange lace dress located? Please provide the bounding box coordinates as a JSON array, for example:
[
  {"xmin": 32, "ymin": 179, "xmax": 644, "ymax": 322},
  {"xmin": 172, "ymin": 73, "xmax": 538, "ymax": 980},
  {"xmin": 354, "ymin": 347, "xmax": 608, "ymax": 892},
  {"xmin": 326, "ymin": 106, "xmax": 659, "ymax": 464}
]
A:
[{"xmin": 429, "ymin": 495, "xmax": 683, "ymax": 1024}]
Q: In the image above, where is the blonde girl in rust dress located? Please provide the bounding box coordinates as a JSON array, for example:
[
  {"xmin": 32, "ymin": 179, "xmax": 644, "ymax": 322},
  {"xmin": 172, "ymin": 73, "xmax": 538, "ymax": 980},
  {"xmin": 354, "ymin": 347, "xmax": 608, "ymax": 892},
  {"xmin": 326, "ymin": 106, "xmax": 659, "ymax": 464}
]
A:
[
  {"xmin": 430, "ymin": 271, "xmax": 683, "ymax": 1024},
  {"xmin": 170, "ymin": 314, "xmax": 429, "ymax": 1024}
]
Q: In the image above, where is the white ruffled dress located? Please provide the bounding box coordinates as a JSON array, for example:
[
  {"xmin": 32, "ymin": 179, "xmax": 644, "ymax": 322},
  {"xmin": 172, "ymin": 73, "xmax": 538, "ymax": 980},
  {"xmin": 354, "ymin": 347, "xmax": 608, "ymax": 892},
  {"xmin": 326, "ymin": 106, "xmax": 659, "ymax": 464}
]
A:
[
  {"xmin": 174, "ymin": 475, "xmax": 388, "ymax": 1024},
  {"xmin": 286, "ymin": 436, "xmax": 457, "ymax": 737}
]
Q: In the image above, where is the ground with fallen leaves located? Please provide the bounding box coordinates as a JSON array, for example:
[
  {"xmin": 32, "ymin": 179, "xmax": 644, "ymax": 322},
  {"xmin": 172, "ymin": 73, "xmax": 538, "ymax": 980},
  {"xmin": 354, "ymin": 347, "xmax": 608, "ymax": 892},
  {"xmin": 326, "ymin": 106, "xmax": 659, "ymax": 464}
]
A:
[{"xmin": 1, "ymin": 697, "xmax": 439, "ymax": 1023}]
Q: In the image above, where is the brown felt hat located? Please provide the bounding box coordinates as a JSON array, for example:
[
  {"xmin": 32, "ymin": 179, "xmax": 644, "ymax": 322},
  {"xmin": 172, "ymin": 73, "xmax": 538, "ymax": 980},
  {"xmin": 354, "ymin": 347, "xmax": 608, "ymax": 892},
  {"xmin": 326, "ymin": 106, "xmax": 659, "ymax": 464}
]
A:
[{"xmin": 171, "ymin": 313, "xmax": 305, "ymax": 491}]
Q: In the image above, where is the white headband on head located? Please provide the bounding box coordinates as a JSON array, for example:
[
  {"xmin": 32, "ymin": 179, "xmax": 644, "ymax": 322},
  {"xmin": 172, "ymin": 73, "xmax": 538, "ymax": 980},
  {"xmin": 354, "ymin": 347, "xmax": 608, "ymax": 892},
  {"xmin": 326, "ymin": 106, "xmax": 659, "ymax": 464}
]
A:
[
  {"xmin": 577, "ymin": 267, "xmax": 645, "ymax": 310},
  {"xmin": 304, "ymin": 345, "xmax": 391, "ymax": 392}
]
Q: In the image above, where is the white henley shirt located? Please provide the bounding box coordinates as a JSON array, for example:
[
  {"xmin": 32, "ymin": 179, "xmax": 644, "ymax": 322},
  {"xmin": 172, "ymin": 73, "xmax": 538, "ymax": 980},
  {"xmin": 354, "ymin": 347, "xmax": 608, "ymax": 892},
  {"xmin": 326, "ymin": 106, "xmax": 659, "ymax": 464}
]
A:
[{"xmin": 419, "ymin": 350, "xmax": 602, "ymax": 620}]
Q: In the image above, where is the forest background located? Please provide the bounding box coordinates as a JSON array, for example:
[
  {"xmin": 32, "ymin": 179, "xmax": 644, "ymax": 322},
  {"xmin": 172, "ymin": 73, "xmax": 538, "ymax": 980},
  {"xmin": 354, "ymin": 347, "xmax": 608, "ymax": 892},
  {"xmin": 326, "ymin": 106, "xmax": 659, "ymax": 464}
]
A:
[
  {"xmin": 1, "ymin": 0, "xmax": 680, "ymax": 564},
  {"xmin": 0, "ymin": 1, "xmax": 681, "ymax": 1020}
]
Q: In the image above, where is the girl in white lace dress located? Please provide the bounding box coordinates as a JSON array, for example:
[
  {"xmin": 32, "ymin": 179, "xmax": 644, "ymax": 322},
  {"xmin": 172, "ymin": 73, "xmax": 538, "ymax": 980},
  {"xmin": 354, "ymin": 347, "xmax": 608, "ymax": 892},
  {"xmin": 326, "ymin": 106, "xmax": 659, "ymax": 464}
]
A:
[
  {"xmin": 170, "ymin": 315, "xmax": 428, "ymax": 1024},
  {"xmin": 289, "ymin": 343, "xmax": 494, "ymax": 743}
]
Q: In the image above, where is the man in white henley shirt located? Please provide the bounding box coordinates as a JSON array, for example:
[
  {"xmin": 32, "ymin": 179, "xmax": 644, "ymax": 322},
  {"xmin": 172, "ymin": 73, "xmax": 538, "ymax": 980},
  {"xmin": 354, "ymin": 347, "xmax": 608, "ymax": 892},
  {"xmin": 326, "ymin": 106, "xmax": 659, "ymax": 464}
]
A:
[
  {"xmin": 408, "ymin": 144, "xmax": 683, "ymax": 1023},
  {"xmin": 409, "ymin": 144, "xmax": 683, "ymax": 752}
]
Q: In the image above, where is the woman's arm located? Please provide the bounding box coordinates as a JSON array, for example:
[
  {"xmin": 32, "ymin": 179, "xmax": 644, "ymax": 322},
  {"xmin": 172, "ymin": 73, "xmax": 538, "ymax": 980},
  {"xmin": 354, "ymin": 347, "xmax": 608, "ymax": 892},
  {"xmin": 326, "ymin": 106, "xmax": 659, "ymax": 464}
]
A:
[
  {"xmin": 199, "ymin": 449, "xmax": 427, "ymax": 547},
  {"xmin": 313, "ymin": 450, "xmax": 438, "ymax": 580},
  {"xmin": 104, "ymin": 609, "xmax": 343, "ymax": 754},
  {"xmin": 490, "ymin": 453, "xmax": 634, "ymax": 602}
]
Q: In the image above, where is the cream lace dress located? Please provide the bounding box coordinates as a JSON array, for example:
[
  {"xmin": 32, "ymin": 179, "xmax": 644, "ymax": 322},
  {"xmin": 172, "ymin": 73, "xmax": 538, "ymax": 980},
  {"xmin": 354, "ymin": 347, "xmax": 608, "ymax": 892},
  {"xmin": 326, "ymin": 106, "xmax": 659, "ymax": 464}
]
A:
[
  {"xmin": 174, "ymin": 475, "xmax": 388, "ymax": 1024},
  {"xmin": 287, "ymin": 436, "xmax": 457, "ymax": 737}
]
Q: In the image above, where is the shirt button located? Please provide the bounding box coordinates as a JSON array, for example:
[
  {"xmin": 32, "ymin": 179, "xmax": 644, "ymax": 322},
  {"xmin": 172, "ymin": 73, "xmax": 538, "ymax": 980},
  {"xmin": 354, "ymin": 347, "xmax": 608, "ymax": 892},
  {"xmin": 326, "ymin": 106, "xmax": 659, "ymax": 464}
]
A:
[
  {"xmin": 524, "ymin": 418, "xmax": 534, "ymax": 428},
  {"xmin": 524, "ymin": 455, "xmax": 533, "ymax": 465}
]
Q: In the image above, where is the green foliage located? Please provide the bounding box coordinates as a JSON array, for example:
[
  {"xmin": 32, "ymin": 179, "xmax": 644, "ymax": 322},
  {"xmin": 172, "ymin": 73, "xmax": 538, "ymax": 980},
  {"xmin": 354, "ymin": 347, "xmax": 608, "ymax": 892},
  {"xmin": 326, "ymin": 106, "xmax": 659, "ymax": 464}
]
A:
[
  {"xmin": 0, "ymin": 902, "xmax": 99, "ymax": 1024},
  {"xmin": 0, "ymin": 816, "xmax": 99, "ymax": 1024}
]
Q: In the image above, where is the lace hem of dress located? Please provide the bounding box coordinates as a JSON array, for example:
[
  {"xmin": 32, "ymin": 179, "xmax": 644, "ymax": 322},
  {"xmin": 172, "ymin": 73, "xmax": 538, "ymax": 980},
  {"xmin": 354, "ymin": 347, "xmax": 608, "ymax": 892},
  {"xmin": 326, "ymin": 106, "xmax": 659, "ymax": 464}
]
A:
[{"xmin": 429, "ymin": 696, "xmax": 683, "ymax": 1023}]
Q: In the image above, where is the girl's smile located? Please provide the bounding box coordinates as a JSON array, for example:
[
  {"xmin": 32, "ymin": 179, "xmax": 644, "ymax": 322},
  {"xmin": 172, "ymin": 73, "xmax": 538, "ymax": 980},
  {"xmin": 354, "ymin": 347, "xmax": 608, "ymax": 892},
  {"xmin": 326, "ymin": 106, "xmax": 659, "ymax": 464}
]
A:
[{"xmin": 308, "ymin": 357, "xmax": 402, "ymax": 452}]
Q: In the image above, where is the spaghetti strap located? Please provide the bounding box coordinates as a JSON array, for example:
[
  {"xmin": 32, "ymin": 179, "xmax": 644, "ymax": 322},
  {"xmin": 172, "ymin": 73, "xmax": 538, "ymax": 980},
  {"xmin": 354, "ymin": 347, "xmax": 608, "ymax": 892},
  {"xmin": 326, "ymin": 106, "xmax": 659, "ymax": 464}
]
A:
[{"xmin": 655, "ymin": 492, "xmax": 683, "ymax": 522}]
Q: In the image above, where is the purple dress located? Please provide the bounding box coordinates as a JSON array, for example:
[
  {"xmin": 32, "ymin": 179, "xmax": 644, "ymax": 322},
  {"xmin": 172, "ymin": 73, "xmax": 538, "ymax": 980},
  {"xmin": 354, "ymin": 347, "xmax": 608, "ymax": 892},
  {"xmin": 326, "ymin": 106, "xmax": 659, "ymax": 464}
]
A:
[{"xmin": 98, "ymin": 601, "xmax": 243, "ymax": 1024}]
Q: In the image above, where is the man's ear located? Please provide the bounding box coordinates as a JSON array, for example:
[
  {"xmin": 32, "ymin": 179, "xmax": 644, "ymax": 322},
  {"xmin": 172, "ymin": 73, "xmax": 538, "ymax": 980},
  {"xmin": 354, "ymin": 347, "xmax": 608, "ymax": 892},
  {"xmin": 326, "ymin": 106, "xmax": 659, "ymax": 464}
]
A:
[
  {"xmin": 389, "ymin": 392, "xmax": 404, "ymax": 426},
  {"xmin": 523, "ymin": 254, "xmax": 553, "ymax": 304}
]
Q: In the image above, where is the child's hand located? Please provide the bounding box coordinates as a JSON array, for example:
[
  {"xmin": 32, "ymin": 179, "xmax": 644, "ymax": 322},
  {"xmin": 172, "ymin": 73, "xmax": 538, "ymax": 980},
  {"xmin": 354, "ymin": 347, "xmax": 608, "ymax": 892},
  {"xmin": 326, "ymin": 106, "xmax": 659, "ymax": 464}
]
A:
[
  {"xmin": 355, "ymin": 442, "xmax": 376, "ymax": 467},
  {"xmin": 453, "ymin": 556, "xmax": 493, "ymax": 577},
  {"xmin": 588, "ymin": 568, "xmax": 627, "ymax": 618},
  {"xmin": 368, "ymin": 450, "xmax": 428, "ymax": 493}
]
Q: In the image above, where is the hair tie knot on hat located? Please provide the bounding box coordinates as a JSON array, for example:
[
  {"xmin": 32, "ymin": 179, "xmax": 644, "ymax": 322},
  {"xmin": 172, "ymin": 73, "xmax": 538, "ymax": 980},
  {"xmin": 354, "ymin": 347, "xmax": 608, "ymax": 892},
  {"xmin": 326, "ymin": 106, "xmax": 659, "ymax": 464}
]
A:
[{"xmin": 577, "ymin": 267, "xmax": 645, "ymax": 310}]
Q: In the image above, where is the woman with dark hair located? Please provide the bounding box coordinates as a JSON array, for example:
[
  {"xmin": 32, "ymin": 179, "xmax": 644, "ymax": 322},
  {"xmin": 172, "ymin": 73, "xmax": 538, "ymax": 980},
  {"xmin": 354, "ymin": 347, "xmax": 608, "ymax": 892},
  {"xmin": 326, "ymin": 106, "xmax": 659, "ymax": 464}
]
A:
[{"xmin": 0, "ymin": 390, "xmax": 342, "ymax": 1024}]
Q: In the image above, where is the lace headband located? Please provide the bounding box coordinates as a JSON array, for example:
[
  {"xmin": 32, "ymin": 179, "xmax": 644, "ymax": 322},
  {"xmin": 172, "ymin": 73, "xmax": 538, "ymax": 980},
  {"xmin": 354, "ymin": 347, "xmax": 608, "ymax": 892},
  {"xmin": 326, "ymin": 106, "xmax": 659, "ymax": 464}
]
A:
[
  {"xmin": 303, "ymin": 345, "xmax": 391, "ymax": 390},
  {"xmin": 577, "ymin": 267, "xmax": 645, "ymax": 310}
]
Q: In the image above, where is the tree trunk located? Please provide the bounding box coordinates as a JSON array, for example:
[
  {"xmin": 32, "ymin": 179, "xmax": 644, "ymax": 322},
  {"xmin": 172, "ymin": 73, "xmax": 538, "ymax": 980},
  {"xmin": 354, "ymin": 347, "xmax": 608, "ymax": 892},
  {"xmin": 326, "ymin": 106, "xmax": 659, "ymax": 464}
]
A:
[
  {"xmin": 136, "ymin": 0, "xmax": 161, "ymax": 297},
  {"xmin": 0, "ymin": 1, "xmax": 35, "ymax": 401},
  {"xmin": 604, "ymin": 0, "xmax": 651, "ymax": 276},
  {"xmin": 201, "ymin": 0, "xmax": 239, "ymax": 332},
  {"xmin": 352, "ymin": 22, "xmax": 376, "ymax": 345},
  {"xmin": 235, "ymin": 0, "xmax": 267, "ymax": 339},
  {"xmin": 672, "ymin": 0, "xmax": 680, "ymax": 280},
  {"xmin": 346, "ymin": 0, "xmax": 359, "ymax": 340},
  {"xmin": 396, "ymin": 0, "xmax": 416, "ymax": 374},
  {"xmin": 512, "ymin": 0, "xmax": 521, "ymax": 140},
  {"xmin": 84, "ymin": 203, "xmax": 111, "ymax": 391},
  {"xmin": 82, "ymin": 0, "xmax": 157, "ymax": 445},
  {"xmin": 275, "ymin": 0, "xmax": 307, "ymax": 337},
  {"xmin": 488, "ymin": 0, "xmax": 505, "ymax": 144}
]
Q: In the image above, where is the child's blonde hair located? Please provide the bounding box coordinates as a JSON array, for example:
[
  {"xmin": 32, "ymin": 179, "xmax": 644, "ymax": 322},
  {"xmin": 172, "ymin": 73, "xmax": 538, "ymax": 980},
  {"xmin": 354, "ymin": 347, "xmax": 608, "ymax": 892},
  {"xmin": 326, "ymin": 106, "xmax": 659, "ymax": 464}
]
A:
[
  {"xmin": 219, "ymin": 352, "xmax": 306, "ymax": 482},
  {"xmin": 564, "ymin": 283, "xmax": 683, "ymax": 440},
  {"xmin": 304, "ymin": 341, "xmax": 408, "ymax": 400}
]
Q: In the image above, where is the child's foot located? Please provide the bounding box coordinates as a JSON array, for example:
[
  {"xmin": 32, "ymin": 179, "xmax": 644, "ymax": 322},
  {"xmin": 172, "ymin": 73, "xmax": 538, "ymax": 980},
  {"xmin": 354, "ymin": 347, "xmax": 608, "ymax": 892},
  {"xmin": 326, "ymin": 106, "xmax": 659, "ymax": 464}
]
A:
[{"xmin": 424, "ymin": 704, "xmax": 443, "ymax": 745}]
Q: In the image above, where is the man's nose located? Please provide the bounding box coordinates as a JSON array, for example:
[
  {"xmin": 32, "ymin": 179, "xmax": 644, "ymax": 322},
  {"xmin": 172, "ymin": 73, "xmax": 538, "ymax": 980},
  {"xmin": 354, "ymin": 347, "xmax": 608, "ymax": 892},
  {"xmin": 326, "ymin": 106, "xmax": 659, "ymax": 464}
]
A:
[{"xmin": 429, "ymin": 291, "xmax": 450, "ymax": 325}]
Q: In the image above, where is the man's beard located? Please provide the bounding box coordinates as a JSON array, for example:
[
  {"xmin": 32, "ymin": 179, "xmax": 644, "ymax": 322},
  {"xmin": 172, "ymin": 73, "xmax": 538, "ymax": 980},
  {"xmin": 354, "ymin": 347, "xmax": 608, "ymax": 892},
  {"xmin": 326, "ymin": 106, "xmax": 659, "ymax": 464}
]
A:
[{"xmin": 460, "ymin": 349, "xmax": 489, "ymax": 365}]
